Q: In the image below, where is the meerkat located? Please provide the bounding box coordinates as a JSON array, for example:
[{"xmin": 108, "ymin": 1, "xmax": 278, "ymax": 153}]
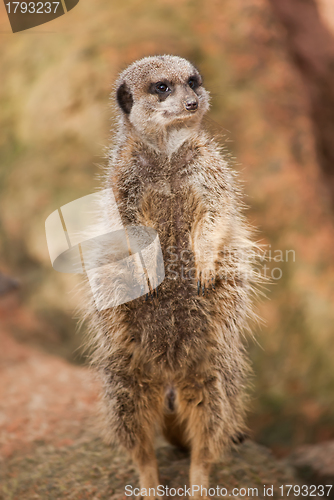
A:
[{"xmin": 85, "ymin": 55, "xmax": 257, "ymax": 499}]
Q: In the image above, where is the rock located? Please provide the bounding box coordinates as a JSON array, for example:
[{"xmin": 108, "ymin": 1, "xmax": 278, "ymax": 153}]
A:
[
  {"xmin": 0, "ymin": 311, "xmax": 301, "ymax": 498},
  {"xmin": 0, "ymin": 329, "xmax": 100, "ymax": 459},
  {"xmin": 289, "ymin": 441, "xmax": 334, "ymax": 493},
  {"xmin": 0, "ymin": 272, "xmax": 19, "ymax": 296}
]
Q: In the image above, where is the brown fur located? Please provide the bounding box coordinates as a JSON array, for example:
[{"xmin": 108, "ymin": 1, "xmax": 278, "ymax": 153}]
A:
[{"xmin": 83, "ymin": 55, "xmax": 258, "ymax": 499}]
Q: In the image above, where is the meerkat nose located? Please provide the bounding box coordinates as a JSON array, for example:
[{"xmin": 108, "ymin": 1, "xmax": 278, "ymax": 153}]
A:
[{"xmin": 184, "ymin": 99, "xmax": 198, "ymax": 111}]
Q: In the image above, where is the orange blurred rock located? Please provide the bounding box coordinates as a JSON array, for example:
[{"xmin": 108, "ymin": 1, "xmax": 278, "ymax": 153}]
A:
[{"xmin": 0, "ymin": 327, "xmax": 100, "ymax": 459}]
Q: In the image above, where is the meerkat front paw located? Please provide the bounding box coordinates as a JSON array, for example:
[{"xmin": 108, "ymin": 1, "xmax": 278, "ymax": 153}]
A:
[
  {"xmin": 197, "ymin": 268, "xmax": 216, "ymax": 296},
  {"xmin": 145, "ymin": 287, "xmax": 159, "ymax": 301}
]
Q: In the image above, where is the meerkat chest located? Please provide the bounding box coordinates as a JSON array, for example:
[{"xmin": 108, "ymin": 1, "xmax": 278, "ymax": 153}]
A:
[
  {"xmin": 164, "ymin": 129, "xmax": 194, "ymax": 157},
  {"xmin": 117, "ymin": 143, "xmax": 201, "ymax": 249}
]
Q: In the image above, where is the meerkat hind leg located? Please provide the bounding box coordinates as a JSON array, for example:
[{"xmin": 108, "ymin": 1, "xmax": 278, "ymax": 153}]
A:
[
  {"xmin": 189, "ymin": 447, "xmax": 212, "ymax": 500},
  {"xmin": 179, "ymin": 382, "xmax": 227, "ymax": 499},
  {"xmin": 131, "ymin": 440, "xmax": 160, "ymax": 500}
]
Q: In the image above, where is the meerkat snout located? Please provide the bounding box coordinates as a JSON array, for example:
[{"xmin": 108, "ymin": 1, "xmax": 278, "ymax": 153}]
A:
[{"xmin": 184, "ymin": 97, "xmax": 198, "ymax": 111}]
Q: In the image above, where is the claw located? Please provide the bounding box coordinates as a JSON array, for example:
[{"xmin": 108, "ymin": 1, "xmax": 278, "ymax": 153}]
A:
[
  {"xmin": 145, "ymin": 293, "xmax": 148, "ymax": 301},
  {"xmin": 197, "ymin": 279, "xmax": 200, "ymax": 295},
  {"xmin": 212, "ymin": 277, "xmax": 215, "ymax": 290},
  {"xmin": 202, "ymin": 283, "xmax": 205, "ymax": 296}
]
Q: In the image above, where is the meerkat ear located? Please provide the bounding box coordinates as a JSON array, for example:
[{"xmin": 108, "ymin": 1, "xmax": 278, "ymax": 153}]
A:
[{"xmin": 116, "ymin": 82, "xmax": 133, "ymax": 115}]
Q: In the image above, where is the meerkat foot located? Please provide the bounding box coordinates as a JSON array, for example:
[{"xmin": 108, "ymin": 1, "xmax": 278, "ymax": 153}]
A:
[
  {"xmin": 190, "ymin": 463, "xmax": 211, "ymax": 500},
  {"xmin": 136, "ymin": 458, "xmax": 160, "ymax": 499}
]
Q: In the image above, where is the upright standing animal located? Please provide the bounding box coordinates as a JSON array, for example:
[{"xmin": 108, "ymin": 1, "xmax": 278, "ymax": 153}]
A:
[{"xmin": 85, "ymin": 55, "xmax": 257, "ymax": 499}]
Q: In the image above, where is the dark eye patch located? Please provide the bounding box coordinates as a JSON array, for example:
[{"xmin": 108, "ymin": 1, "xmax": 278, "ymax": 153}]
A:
[
  {"xmin": 188, "ymin": 75, "xmax": 201, "ymax": 90},
  {"xmin": 155, "ymin": 82, "xmax": 170, "ymax": 93},
  {"xmin": 149, "ymin": 80, "xmax": 172, "ymax": 100}
]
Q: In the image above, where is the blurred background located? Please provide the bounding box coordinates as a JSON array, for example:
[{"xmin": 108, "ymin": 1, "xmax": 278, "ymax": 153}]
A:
[{"xmin": 1, "ymin": 0, "xmax": 334, "ymax": 459}]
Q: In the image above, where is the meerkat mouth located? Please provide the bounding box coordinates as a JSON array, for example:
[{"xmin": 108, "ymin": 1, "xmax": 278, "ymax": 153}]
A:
[
  {"xmin": 162, "ymin": 111, "xmax": 199, "ymax": 127},
  {"xmin": 163, "ymin": 110, "xmax": 197, "ymax": 118}
]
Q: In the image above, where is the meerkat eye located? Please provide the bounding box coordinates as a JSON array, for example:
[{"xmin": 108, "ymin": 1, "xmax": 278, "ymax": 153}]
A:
[
  {"xmin": 154, "ymin": 82, "xmax": 170, "ymax": 94},
  {"xmin": 188, "ymin": 76, "xmax": 200, "ymax": 89}
]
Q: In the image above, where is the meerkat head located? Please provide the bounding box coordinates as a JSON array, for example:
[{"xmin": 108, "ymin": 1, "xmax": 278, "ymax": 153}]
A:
[{"xmin": 115, "ymin": 55, "xmax": 210, "ymax": 151}]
